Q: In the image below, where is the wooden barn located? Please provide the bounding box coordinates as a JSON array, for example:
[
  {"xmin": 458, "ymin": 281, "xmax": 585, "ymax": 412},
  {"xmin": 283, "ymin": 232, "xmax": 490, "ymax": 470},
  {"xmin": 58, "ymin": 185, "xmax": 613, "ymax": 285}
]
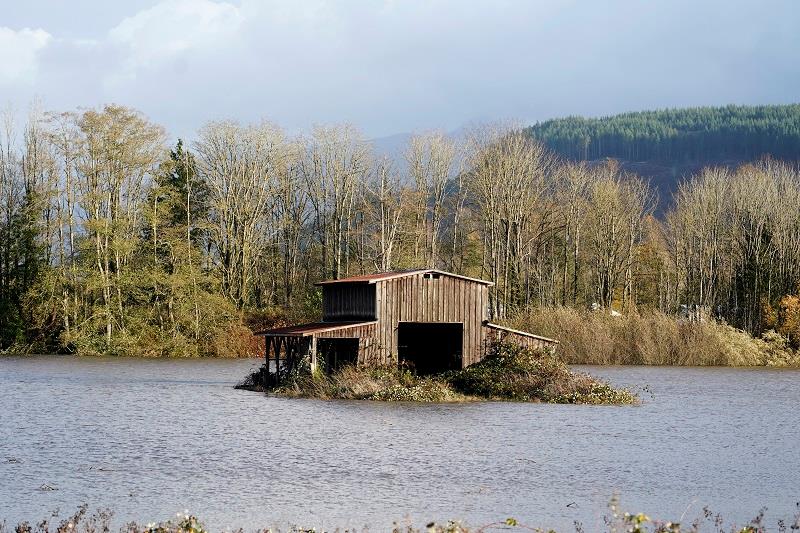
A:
[{"xmin": 257, "ymin": 269, "xmax": 558, "ymax": 380}]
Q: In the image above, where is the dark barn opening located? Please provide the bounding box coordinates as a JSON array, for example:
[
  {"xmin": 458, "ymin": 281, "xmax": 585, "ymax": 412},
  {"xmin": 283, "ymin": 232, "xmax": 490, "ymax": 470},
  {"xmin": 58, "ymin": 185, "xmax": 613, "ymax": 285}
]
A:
[
  {"xmin": 318, "ymin": 338, "xmax": 359, "ymax": 372},
  {"xmin": 397, "ymin": 322, "xmax": 463, "ymax": 374}
]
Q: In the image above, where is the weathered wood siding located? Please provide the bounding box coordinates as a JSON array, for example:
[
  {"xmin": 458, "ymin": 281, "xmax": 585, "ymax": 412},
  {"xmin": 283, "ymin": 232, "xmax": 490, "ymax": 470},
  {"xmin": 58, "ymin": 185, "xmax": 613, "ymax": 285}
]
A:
[
  {"xmin": 322, "ymin": 284, "xmax": 376, "ymax": 321},
  {"xmin": 372, "ymin": 273, "xmax": 489, "ymax": 367},
  {"xmin": 315, "ymin": 322, "xmax": 379, "ymax": 364}
]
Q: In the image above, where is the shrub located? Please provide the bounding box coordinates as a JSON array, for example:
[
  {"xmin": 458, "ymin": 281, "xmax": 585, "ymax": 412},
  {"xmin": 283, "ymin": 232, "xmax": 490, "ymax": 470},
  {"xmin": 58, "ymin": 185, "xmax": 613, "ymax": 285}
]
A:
[
  {"xmin": 208, "ymin": 322, "xmax": 261, "ymax": 358},
  {"xmin": 776, "ymin": 295, "xmax": 800, "ymax": 349},
  {"xmin": 446, "ymin": 342, "xmax": 637, "ymax": 404}
]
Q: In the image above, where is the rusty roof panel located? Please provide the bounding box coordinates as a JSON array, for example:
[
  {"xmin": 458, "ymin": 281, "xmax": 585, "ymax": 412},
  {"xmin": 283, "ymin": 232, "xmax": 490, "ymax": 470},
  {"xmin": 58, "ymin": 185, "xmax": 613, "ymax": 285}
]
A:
[
  {"xmin": 255, "ymin": 321, "xmax": 377, "ymax": 337},
  {"xmin": 315, "ymin": 269, "xmax": 427, "ymax": 285}
]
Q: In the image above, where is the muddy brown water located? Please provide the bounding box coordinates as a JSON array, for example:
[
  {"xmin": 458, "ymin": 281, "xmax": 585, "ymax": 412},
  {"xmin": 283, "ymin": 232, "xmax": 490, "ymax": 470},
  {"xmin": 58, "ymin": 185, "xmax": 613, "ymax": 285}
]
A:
[{"xmin": 1, "ymin": 356, "xmax": 799, "ymax": 531}]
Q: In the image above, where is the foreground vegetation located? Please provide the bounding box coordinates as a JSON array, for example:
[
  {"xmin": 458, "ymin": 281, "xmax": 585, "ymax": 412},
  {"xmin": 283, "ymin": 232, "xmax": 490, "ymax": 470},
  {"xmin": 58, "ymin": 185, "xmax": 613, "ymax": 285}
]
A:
[
  {"xmin": 512, "ymin": 308, "xmax": 800, "ymax": 367},
  {"xmin": 237, "ymin": 342, "xmax": 637, "ymax": 405},
  {"xmin": 3, "ymin": 102, "xmax": 800, "ymax": 358},
  {"xmin": 5, "ymin": 501, "xmax": 799, "ymax": 533}
]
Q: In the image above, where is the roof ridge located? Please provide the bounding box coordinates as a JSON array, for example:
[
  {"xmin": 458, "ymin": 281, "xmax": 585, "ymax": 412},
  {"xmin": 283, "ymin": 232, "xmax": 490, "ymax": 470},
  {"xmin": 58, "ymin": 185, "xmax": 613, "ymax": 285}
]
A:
[{"xmin": 316, "ymin": 269, "xmax": 494, "ymax": 286}]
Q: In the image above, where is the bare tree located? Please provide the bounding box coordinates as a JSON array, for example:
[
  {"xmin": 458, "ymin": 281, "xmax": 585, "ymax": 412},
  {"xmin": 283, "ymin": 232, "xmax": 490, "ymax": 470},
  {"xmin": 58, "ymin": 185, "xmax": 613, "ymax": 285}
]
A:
[
  {"xmin": 195, "ymin": 120, "xmax": 284, "ymax": 308},
  {"xmin": 405, "ymin": 132, "xmax": 458, "ymax": 268},
  {"xmin": 302, "ymin": 124, "xmax": 370, "ymax": 279},
  {"xmin": 467, "ymin": 126, "xmax": 556, "ymax": 317},
  {"xmin": 364, "ymin": 156, "xmax": 405, "ymax": 271},
  {"xmin": 585, "ymin": 162, "xmax": 653, "ymax": 311}
]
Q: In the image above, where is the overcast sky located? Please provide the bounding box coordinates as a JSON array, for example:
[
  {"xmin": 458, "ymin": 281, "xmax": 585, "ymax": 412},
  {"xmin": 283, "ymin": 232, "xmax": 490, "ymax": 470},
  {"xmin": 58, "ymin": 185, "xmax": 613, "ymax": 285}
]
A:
[{"xmin": 1, "ymin": 0, "xmax": 798, "ymax": 140}]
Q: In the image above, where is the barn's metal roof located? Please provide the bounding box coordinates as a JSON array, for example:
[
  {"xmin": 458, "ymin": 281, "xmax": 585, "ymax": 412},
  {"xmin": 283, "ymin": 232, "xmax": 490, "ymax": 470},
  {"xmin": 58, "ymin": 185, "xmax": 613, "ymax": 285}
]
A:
[
  {"xmin": 315, "ymin": 269, "xmax": 494, "ymax": 286},
  {"xmin": 255, "ymin": 321, "xmax": 377, "ymax": 337}
]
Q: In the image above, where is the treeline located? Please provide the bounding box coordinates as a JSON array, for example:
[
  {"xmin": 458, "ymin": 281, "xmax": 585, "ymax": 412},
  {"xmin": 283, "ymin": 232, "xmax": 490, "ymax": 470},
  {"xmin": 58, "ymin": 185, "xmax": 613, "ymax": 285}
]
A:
[
  {"xmin": 526, "ymin": 104, "xmax": 800, "ymax": 163},
  {"xmin": 2, "ymin": 104, "xmax": 800, "ymax": 356}
]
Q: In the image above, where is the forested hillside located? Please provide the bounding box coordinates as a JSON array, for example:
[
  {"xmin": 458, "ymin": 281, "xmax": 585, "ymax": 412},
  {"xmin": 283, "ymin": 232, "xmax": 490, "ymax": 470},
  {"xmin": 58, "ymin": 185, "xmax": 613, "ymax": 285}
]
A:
[
  {"xmin": 3, "ymin": 104, "xmax": 800, "ymax": 356},
  {"xmin": 526, "ymin": 104, "xmax": 800, "ymax": 162},
  {"xmin": 526, "ymin": 104, "xmax": 800, "ymax": 207}
]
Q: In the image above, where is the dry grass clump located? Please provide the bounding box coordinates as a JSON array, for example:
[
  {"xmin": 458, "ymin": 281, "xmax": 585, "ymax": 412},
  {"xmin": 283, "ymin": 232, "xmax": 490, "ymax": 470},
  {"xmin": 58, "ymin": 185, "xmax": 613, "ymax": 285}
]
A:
[
  {"xmin": 511, "ymin": 307, "xmax": 800, "ymax": 366},
  {"xmin": 273, "ymin": 365, "xmax": 467, "ymax": 402}
]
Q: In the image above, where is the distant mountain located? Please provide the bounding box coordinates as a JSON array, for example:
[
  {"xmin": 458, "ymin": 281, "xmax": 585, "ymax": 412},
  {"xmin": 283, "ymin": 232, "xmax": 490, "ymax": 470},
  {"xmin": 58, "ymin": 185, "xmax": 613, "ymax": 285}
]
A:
[{"xmin": 526, "ymin": 104, "xmax": 800, "ymax": 207}]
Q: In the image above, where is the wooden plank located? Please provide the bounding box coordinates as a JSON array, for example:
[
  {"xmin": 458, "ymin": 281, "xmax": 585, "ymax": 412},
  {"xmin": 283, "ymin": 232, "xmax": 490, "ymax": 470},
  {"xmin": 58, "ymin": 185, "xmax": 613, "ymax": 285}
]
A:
[
  {"xmin": 418, "ymin": 273, "xmax": 424, "ymax": 322},
  {"xmin": 449, "ymin": 277, "xmax": 456, "ymax": 323},
  {"xmin": 434, "ymin": 276, "xmax": 438, "ymax": 321},
  {"xmin": 433, "ymin": 276, "xmax": 439, "ymax": 321},
  {"xmin": 377, "ymin": 281, "xmax": 385, "ymax": 358},
  {"xmin": 428, "ymin": 275, "xmax": 435, "ymax": 321},
  {"xmin": 396, "ymin": 279, "xmax": 401, "ymax": 357},
  {"xmin": 469, "ymin": 283, "xmax": 477, "ymax": 365},
  {"xmin": 455, "ymin": 277, "xmax": 461, "ymax": 323},
  {"xmin": 437, "ymin": 277, "xmax": 444, "ymax": 321},
  {"xmin": 384, "ymin": 281, "xmax": 390, "ymax": 356},
  {"xmin": 385, "ymin": 280, "xmax": 391, "ymax": 362},
  {"xmin": 410, "ymin": 275, "xmax": 415, "ymax": 320},
  {"xmin": 388, "ymin": 280, "xmax": 396, "ymax": 358},
  {"xmin": 441, "ymin": 277, "xmax": 448, "ymax": 323},
  {"xmin": 475, "ymin": 285, "xmax": 481, "ymax": 363},
  {"xmin": 418, "ymin": 273, "xmax": 422, "ymax": 321},
  {"xmin": 415, "ymin": 274, "xmax": 421, "ymax": 321},
  {"xmin": 480, "ymin": 286, "xmax": 488, "ymax": 358},
  {"xmin": 442, "ymin": 277, "xmax": 448, "ymax": 323},
  {"xmin": 406, "ymin": 276, "xmax": 411, "ymax": 321}
]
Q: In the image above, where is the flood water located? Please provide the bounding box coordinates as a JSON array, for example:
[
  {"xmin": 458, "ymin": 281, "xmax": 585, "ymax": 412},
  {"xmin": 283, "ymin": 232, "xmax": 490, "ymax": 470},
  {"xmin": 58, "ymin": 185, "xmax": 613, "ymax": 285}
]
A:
[{"xmin": 1, "ymin": 356, "xmax": 799, "ymax": 531}]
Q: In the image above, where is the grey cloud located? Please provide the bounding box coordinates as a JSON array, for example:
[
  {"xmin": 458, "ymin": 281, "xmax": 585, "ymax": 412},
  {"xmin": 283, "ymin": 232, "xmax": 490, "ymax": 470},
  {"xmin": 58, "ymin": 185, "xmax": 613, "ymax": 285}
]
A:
[{"xmin": 2, "ymin": 0, "xmax": 798, "ymax": 140}]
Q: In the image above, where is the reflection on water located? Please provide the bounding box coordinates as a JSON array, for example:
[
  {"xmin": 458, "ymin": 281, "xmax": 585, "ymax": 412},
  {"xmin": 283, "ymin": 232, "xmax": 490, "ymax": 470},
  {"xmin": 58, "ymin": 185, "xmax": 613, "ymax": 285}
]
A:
[{"xmin": 1, "ymin": 356, "xmax": 799, "ymax": 531}]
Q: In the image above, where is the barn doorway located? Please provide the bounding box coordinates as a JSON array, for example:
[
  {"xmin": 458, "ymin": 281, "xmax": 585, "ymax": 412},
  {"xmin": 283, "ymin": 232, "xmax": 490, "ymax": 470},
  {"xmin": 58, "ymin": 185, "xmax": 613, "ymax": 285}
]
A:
[
  {"xmin": 317, "ymin": 337, "xmax": 359, "ymax": 372},
  {"xmin": 397, "ymin": 322, "xmax": 463, "ymax": 374}
]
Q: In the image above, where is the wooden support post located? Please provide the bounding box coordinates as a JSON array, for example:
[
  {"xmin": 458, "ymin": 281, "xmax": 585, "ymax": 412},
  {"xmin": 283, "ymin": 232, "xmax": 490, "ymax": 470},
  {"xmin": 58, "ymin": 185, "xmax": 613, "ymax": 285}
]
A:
[
  {"xmin": 309, "ymin": 336, "xmax": 318, "ymax": 374},
  {"xmin": 275, "ymin": 337, "xmax": 281, "ymax": 383},
  {"xmin": 288, "ymin": 337, "xmax": 298, "ymax": 373},
  {"xmin": 262, "ymin": 335, "xmax": 270, "ymax": 390}
]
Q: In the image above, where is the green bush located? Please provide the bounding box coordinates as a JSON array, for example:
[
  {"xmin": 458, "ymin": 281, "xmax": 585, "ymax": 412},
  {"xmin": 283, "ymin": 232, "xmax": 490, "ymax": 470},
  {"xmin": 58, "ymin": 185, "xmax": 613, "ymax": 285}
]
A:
[{"xmin": 446, "ymin": 342, "xmax": 637, "ymax": 404}]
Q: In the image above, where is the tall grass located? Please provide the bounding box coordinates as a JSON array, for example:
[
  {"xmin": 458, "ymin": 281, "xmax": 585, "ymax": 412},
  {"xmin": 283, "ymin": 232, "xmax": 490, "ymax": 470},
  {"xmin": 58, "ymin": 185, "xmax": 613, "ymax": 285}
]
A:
[{"xmin": 511, "ymin": 307, "xmax": 800, "ymax": 366}]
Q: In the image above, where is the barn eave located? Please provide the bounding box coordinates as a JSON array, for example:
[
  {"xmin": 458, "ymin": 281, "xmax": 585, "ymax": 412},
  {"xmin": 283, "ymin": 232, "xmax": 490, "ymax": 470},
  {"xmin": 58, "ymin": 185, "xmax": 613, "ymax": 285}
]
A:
[
  {"xmin": 255, "ymin": 321, "xmax": 378, "ymax": 337},
  {"xmin": 315, "ymin": 269, "xmax": 494, "ymax": 287}
]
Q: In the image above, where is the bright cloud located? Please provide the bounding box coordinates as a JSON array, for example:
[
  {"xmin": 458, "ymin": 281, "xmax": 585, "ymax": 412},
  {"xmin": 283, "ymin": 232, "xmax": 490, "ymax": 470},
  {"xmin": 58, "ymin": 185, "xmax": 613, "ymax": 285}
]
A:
[
  {"xmin": 108, "ymin": 0, "xmax": 243, "ymax": 79},
  {"xmin": 0, "ymin": 27, "xmax": 51, "ymax": 85}
]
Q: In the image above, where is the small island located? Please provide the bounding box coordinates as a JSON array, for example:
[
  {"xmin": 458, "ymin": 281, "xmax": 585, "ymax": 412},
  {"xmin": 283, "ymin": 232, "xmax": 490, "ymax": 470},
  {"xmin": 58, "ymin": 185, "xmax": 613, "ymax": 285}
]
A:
[
  {"xmin": 238, "ymin": 340, "xmax": 637, "ymax": 404},
  {"xmin": 237, "ymin": 269, "xmax": 636, "ymax": 405}
]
